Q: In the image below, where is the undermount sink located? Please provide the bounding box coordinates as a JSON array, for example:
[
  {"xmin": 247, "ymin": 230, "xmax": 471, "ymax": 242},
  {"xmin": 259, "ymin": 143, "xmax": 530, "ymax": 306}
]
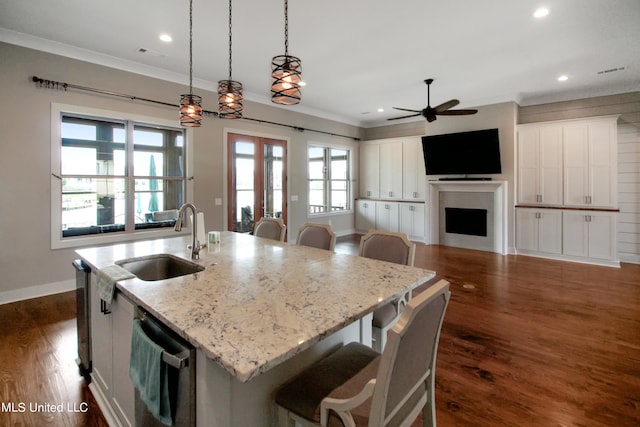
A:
[{"xmin": 116, "ymin": 254, "xmax": 205, "ymax": 281}]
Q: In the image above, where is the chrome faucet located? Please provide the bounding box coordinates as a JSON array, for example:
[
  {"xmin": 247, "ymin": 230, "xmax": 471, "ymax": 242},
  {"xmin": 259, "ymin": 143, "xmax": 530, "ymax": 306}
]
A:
[{"xmin": 175, "ymin": 203, "xmax": 201, "ymax": 259}]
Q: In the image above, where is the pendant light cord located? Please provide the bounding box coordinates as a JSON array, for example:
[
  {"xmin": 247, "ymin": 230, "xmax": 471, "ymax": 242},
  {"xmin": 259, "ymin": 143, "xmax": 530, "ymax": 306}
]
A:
[
  {"xmin": 228, "ymin": 0, "xmax": 233, "ymax": 80},
  {"xmin": 283, "ymin": 0, "xmax": 289, "ymax": 56},
  {"xmin": 188, "ymin": 0, "xmax": 194, "ymax": 95}
]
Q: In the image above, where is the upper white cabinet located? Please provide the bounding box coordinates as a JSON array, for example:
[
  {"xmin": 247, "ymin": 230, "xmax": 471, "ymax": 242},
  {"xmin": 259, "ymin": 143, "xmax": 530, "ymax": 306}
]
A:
[
  {"xmin": 403, "ymin": 138, "xmax": 427, "ymax": 200},
  {"xmin": 564, "ymin": 118, "xmax": 617, "ymax": 208},
  {"xmin": 359, "ymin": 137, "xmax": 425, "ymax": 201},
  {"xmin": 518, "ymin": 116, "xmax": 618, "ymax": 208},
  {"xmin": 359, "ymin": 143, "xmax": 380, "ymax": 199},
  {"xmin": 379, "ymin": 141, "xmax": 404, "ymax": 200},
  {"xmin": 517, "ymin": 124, "xmax": 563, "ymax": 205}
]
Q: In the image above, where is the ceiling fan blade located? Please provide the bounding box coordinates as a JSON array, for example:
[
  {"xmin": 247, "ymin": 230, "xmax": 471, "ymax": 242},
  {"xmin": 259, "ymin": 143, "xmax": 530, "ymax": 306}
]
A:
[
  {"xmin": 392, "ymin": 107, "xmax": 421, "ymax": 113},
  {"xmin": 433, "ymin": 99, "xmax": 459, "ymax": 113},
  {"xmin": 387, "ymin": 113, "xmax": 422, "ymax": 121},
  {"xmin": 437, "ymin": 109, "xmax": 478, "ymax": 116}
]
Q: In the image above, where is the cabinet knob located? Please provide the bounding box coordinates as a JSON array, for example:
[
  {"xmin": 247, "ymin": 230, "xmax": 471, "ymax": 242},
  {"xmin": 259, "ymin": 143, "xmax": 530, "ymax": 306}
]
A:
[
  {"xmin": 367, "ymin": 191, "xmax": 371, "ymax": 197},
  {"xmin": 389, "ymin": 192, "xmax": 393, "ymax": 197}
]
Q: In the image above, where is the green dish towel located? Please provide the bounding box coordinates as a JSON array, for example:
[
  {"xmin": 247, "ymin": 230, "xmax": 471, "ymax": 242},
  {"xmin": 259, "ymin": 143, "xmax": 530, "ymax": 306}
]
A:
[
  {"xmin": 129, "ymin": 319, "xmax": 173, "ymax": 426},
  {"xmin": 96, "ymin": 265, "xmax": 134, "ymax": 304}
]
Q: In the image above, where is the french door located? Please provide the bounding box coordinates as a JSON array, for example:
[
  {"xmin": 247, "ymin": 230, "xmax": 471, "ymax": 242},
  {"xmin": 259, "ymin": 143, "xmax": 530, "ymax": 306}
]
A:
[{"xmin": 227, "ymin": 133, "xmax": 287, "ymax": 233}]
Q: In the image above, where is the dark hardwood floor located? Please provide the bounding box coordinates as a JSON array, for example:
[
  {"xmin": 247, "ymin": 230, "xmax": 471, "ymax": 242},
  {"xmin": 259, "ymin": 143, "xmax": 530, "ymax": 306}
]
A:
[{"xmin": 1, "ymin": 237, "xmax": 638, "ymax": 426}]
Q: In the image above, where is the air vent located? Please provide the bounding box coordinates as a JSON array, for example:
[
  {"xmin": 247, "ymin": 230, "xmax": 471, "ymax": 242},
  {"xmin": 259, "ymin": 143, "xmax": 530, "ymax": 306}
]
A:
[
  {"xmin": 597, "ymin": 66, "xmax": 627, "ymax": 75},
  {"xmin": 136, "ymin": 47, "xmax": 166, "ymax": 58}
]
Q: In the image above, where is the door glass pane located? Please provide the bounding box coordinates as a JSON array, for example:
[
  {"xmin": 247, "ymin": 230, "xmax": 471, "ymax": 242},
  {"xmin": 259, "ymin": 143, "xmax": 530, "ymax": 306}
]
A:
[
  {"xmin": 264, "ymin": 144, "xmax": 284, "ymax": 218},
  {"xmin": 232, "ymin": 142, "xmax": 255, "ymax": 232}
]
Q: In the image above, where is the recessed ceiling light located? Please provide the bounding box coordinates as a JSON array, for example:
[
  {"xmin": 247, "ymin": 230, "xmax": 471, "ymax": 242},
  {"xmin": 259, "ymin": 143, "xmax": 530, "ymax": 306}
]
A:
[
  {"xmin": 298, "ymin": 81, "xmax": 307, "ymax": 87},
  {"xmin": 159, "ymin": 34, "xmax": 173, "ymax": 42},
  {"xmin": 558, "ymin": 75, "xmax": 569, "ymax": 82},
  {"xmin": 534, "ymin": 8, "xmax": 549, "ymax": 18},
  {"xmin": 377, "ymin": 108, "xmax": 384, "ymax": 113}
]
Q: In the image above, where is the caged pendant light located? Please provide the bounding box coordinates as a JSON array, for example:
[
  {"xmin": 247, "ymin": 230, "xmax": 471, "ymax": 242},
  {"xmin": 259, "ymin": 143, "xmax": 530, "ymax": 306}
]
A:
[
  {"xmin": 217, "ymin": 0, "xmax": 243, "ymax": 118},
  {"xmin": 179, "ymin": 0, "xmax": 203, "ymax": 127},
  {"xmin": 271, "ymin": 0, "xmax": 302, "ymax": 105}
]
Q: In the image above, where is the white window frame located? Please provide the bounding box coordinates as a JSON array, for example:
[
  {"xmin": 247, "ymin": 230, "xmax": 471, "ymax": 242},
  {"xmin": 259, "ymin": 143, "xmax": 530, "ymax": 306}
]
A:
[
  {"xmin": 50, "ymin": 103, "xmax": 194, "ymax": 249},
  {"xmin": 307, "ymin": 142, "xmax": 353, "ymax": 217}
]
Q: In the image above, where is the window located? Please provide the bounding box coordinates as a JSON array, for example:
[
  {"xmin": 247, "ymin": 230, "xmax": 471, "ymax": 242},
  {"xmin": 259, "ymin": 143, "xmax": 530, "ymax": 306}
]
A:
[
  {"xmin": 308, "ymin": 145, "xmax": 351, "ymax": 214},
  {"xmin": 51, "ymin": 104, "xmax": 191, "ymax": 248}
]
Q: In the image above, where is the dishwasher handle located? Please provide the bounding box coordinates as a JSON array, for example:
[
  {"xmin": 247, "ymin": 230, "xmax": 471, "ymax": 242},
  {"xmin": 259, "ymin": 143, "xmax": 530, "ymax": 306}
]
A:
[{"xmin": 137, "ymin": 309, "xmax": 193, "ymax": 370}]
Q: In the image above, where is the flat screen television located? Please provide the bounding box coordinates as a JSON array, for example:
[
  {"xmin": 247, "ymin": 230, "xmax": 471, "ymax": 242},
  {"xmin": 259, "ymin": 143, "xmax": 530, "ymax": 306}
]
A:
[{"xmin": 421, "ymin": 128, "xmax": 502, "ymax": 176}]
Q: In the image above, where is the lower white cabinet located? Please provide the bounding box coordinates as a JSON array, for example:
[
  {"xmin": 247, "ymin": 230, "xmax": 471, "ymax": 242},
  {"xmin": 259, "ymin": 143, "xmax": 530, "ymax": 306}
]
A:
[
  {"xmin": 563, "ymin": 211, "xmax": 617, "ymax": 261},
  {"xmin": 356, "ymin": 200, "xmax": 426, "ymax": 242},
  {"xmin": 90, "ymin": 274, "xmax": 135, "ymax": 427},
  {"xmin": 516, "ymin": 207, "xmax": 618, "ymax": 266},
  {"xmin": 516, "ymin": 208, "xmax": 562, "ymax": 255},
  {"xmin": 375, "ymin": 201, "xmax": 399, "ymax": 232},
  {"xmin": 355, "ymin": 199, "xmax": 376, "ymax": 232},
  {"xmin": 399, "ymin": 203, "xmax": 426, "ymax": 242}
]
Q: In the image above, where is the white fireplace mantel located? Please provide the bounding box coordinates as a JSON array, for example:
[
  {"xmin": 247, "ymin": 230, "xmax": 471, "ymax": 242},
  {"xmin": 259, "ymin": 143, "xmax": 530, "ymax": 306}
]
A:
[{"xmin": 428, "ymin": 180, "xmax": 508, "ymax": 254}]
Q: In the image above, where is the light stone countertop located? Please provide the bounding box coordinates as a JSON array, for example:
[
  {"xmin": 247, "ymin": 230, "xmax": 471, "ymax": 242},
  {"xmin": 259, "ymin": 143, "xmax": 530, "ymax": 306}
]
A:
[{"xmin": 76, "ymin": 232, "xmax": 435, "ymax": 382}]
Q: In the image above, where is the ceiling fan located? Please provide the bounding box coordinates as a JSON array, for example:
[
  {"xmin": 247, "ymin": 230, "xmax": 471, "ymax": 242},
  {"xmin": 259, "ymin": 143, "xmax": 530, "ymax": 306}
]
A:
[{"xmin": 388, "ymin": 78, "xmax": 478, "ymax": 122}]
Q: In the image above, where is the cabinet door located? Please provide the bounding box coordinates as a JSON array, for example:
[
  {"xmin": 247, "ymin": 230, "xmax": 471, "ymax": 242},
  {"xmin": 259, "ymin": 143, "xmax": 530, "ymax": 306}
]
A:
[
  {"xmin": 564, "ymin": 124, "xmax": 590, "ymax": 206},
  {"xmin": 403, "ymin": 139, "xmax": 426, "ymax": 200},
  {"xmin": 588, "ymin": 122, "xmax": 616, "ymax": 207},
  {"xmin": 111, "ymin": 295, "xmax": 135, "ymax": 427},
  {"xmin": 562, "ymin": 212, "xmax": 589, "ymax": 257},
  {"xmin": 359, "ymin": 144, "xmax": 380, "ymax": 199},
  {"xmin": 355, "ymin": 200, "xmax": 376, "ymax": 232},
  {"xmin": 375, "ymin": 201, "xmax": 399, "ymax": 232},
  {"xmin": 539, "ymin": 126, "xmax": 563, "ymax": 205},
  {"xmin": 517, "ymin": 128, "xmax": 541, "ymax": 205},
  {"xmin": 587, "ymin": 212, "xmax": 616, "ymax": 260},
  {"xmin": 537, "ymin": 210, "xmax": 562, "ymax": 254},
  {"xmin": 90, "ymin": 273, "xmax": 112, "ymax": 396},
  {"xmin": 516, "ymin": 209, "xmax": 538, "ymax": 252},
  {"xmin": 379, "ymin": 142, "xmax": 403, "ymax": 199},
  {"xmin": 399, "ymin": 203, "xmax": 425, "ymax": 241}
]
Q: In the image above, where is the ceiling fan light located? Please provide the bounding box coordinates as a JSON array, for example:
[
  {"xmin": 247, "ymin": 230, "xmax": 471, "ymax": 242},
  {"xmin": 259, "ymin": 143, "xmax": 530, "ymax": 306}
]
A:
[
  {"xmin": 179, "ymin": 94, "xmax": 203, "ymax": 127},
  {"xmin": 218, "ymin": 80, "xmax": 243, "ymax": 119}
]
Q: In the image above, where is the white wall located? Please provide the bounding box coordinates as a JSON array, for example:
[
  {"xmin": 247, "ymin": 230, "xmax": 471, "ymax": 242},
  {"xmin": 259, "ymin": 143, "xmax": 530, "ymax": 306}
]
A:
[{"xmin": 0, "ymin": 42, "xmax": 362, "ymax": 302}]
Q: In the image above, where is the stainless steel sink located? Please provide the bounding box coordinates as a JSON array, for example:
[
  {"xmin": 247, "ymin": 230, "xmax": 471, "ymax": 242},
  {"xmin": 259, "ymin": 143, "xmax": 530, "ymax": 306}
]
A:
[{"xmin": 116, "ymin": 254, "xmax": 204, "ymax": 281}]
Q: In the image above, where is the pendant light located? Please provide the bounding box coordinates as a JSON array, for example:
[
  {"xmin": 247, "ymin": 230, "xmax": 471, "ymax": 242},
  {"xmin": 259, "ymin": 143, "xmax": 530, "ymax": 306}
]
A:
[
  {"xmin": 180, "ymin": 0, "xmax": 203, "ymax": 127},
  {"xmin": 271, "ymin": 0, "xmax": 302, "ymax": 105},
  {"xmin": 218, "ymin": 0, "xmax": 243, "ymax": 118}
]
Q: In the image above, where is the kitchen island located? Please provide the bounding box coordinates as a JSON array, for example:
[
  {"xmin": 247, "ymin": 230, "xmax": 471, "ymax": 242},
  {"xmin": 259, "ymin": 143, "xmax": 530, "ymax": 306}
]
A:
[{"xmin": 77, "ymin": 232, "xmax": 435, "ymax": 426}]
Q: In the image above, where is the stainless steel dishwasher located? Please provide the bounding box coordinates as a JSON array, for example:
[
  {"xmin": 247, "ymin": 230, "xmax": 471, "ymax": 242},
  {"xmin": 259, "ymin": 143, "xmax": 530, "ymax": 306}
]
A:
[
  {"xmin": 73, "ymin": 259, "xmax": 92, "ymax": 381},
  {"xmin": 135, "ymin": 308, "xmax": 196, "ymax": 427}
]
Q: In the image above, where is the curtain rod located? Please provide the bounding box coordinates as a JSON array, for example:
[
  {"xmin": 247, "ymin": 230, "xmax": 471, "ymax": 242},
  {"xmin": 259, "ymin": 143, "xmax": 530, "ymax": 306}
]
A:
[{"xmin": 31, "ymin": 76, "xmax": 360, "ymax": 141}]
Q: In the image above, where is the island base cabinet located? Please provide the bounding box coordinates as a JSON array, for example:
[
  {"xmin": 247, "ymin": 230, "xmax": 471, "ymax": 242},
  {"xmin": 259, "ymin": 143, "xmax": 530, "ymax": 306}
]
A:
[
  {"xmin": 89, "ymin": 274, "xmax": 135, "ymax": 427},
  {"xmin": 195, "ymin": 319, "xmax": 366, "ymax": 427}
]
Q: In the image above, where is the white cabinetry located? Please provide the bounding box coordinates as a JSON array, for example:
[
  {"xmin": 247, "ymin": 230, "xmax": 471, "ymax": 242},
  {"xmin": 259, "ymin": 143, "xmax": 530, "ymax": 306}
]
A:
[
  {"xmin": 358, "ymin": 137, "xmax": 426, "ymax": 241},
  {"xmin": 517, "ymin": 124, "xmax": 563, "ymax": 205},
  {"xmin": 359, "ymin": 144, "xmax": 380, "ymax": 199},
  {"xmin": 403, "ymin": 138, "xmax": 427, "ymax": 200},
  {"xmin": 515, "ymin": 208, "xmax": 562, "ymax": 255},
  {"xmin": 379, "ymin": 141, "xmax": 403, "ymax": 200},
  {"xmin": 399, "ymin": 203, "xmax": 426, "ymax": 241},
  {"xmin": 90, "ymin": 278, "xmax": 135, "ymax": 427},
  {"xmin": 375, "ymin": 201, "xmax": 399, "ymax": 232},
  {"xmin": 355, "ymin": 199, "xmax": 376, "ymax": 232},
  {"xmin": 516, "ymin": 116, "xmax": 619, "ymax": 266},
  {"xmin": 562, "ymin": 211, "xmax": 617, "ymax": 261},
  {"xmin": 563, "ymin": 118, "xmax": 617, "ymax": 208}
]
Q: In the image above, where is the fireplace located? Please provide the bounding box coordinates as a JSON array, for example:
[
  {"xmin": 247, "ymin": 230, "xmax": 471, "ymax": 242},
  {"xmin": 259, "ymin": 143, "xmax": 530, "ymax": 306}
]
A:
[
  {"xmin": 428, "ymin": 181, "xmax": 507, "ymax": 254},
  {"xmin": 445, "ymin": 208, "xmax": 487, "ymax": 237}
]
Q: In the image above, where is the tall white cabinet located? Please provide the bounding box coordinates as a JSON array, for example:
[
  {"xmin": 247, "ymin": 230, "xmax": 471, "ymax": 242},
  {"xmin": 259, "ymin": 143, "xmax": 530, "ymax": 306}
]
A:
[
  {"xmin": 516, "ymin": 115, "xmax": 619, "ymax": 266},
  {"xmin": 357, "ymin": 137, "xmax": 427, "ymax": 242}
]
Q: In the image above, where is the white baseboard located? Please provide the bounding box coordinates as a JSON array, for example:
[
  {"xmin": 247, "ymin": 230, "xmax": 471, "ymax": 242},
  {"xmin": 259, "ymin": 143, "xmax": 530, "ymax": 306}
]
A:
[{"xmin": 0, "ymin": 279, "xmax": 75, "ymax": 305}]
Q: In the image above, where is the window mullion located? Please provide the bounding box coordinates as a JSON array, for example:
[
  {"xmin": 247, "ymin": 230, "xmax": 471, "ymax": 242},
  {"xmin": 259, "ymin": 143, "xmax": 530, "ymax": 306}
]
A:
[{"xmin": 125, "ymin": 120, "xmax": 136, "ymax": 231}]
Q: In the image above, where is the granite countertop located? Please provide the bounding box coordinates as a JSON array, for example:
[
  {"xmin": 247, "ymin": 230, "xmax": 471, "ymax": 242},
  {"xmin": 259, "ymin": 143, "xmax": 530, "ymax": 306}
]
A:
[{"xmin": 76, "ymin": 232, "xmax": 435, "ymax": 382}]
